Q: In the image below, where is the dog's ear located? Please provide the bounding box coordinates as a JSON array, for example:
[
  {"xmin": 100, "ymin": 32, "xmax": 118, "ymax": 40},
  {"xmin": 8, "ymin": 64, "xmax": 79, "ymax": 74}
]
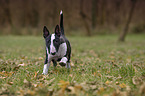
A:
[
  {"xmin": 43, "ymin": 26, "xmax": 50, "ymax": 38},
  {"xmin": 55, "ymin": 25, "xmax": 60, "ymax": 37}
]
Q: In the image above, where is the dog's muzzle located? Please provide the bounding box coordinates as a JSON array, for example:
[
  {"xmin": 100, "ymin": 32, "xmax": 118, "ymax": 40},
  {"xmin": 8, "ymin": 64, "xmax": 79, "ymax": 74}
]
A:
[{"xmin": 51, "ymin": 52, "xmax": 56, "ymax": 55}]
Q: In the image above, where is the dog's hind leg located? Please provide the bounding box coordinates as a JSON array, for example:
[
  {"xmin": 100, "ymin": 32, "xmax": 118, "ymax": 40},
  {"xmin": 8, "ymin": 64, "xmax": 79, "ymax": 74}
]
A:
[
  {"xmin": 52, "ymin": 59, "xmax": 57, "ymax": 67},
  {"xmin": 65, "ymin": 62, "xmax": 71, "ymax": 69}
]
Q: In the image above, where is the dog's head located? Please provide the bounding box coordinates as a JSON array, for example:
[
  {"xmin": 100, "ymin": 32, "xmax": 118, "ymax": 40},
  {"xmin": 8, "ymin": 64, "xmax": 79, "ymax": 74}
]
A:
[{"xmin": 43, "ymin": 25, "xmax": 64, "ymax": 56}]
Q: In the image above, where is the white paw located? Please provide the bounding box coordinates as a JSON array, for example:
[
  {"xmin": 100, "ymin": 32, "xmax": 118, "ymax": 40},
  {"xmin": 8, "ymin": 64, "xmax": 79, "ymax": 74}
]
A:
[
  {"xmin": 42, "ymin": 64, "xmax": 48, "ymax": 75},
  {"xmin": 60, "ymin": 57, "xmax": 67, "ymax": 64}
]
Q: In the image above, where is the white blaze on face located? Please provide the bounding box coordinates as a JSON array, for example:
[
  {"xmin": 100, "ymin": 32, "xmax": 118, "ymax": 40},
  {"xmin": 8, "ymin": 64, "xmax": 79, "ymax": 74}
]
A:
[{"xmin": 50, "ymin": 34, "xmax": 56, "ymax": 54}]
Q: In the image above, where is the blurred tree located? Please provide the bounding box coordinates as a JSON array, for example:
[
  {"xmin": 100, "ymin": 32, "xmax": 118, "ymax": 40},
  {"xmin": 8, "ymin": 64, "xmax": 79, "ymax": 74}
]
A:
[
  {"xmin": 100, "ymin": 0, "xmax": 106, "ymax": 25},
  {"xmin": 114, "ymin": 0, "xmax": 122, "ymax": 27},
  {"xmin": 0, "ymin": 0, "xmax": 12, "ymax": 26},
  {"xmin": 91, "ymin": 0, "xmax": 98, "ymax": 29},
  {"xmin": 118, "ymin": 0, "xmax": 137, "ymax": 42},
  {"xmin": 80, "ymin": 0, "xmax": 91, "ymax": 36},
  {"xmin": 0, "ymin": 0, "xmax": 145, "ymax": 35}
]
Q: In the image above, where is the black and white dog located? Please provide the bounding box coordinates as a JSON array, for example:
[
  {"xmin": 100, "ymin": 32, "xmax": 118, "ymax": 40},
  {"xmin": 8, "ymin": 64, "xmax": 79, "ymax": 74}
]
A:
[{"xmin": 42, "ymin": 10, "xmax": 71, "ymax": 75}]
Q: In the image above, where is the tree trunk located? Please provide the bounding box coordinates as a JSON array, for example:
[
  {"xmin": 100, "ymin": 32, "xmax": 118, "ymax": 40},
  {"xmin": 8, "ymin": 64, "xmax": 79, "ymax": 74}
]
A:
[
  {"xmin": 4, "ymin": 0, "xmax": 12, "ymax": 26},
  {"xmin": 91, "ymin": 0, "xmax": 97, "ymax": 29},
  {"xmin": 100, "ymin": 0, "xmax": 106, "ymax": 25},
  {"xmin": 118, "ymin": 0, "xmax": 137, "ymax": 42},
  {"xmin": 114, "ymin": 0, "xmax": 121, "ymax": 27},
  {"xmin": 80, "ymin": 0, "xmax": 91, "ymax": 36}
]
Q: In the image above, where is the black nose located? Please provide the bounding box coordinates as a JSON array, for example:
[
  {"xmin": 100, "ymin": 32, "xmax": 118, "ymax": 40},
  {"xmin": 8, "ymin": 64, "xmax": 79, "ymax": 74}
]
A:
[{"xmin": 51, "ymin": 52, "xmax": 56, "ymax": 55}]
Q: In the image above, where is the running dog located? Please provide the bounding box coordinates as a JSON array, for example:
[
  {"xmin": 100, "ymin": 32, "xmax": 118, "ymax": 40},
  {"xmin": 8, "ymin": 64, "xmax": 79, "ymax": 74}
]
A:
[{"xmin": 42, "ymin": 10, "xmax": 71, "ymax": 75}]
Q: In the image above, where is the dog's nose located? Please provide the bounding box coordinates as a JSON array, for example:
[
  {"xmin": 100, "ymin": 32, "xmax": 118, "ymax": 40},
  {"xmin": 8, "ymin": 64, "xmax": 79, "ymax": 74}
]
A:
[{"xmin": 51, "ymin": 52, "xmax": 56, "ymax": 55}]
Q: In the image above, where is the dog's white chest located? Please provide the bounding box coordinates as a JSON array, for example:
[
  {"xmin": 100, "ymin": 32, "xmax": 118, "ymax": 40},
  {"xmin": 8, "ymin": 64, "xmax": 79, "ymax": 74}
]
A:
[{"xmin": 57, "ymin": 43, "xmax": 67, "ymax": 57}]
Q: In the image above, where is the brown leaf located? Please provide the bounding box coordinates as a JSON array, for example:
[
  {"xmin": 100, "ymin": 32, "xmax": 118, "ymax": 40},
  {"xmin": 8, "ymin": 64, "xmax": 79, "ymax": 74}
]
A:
[
  {"xmin": 23, "ymin": 79, "xmax": 28, "ymax": 84},
  {"xmin": 13, "ymin": 66, "xmax": 20, "ymax": 71},
  {"xmin": 34, "ymin": 71, "xmax": 39, "ymax": 78},
  {"xmin": 69, "ymin": 74, "xmax": 73, "ymax": 78},
  {"xmin": 139, "ymin": 83, "xmax": 145, "ymax": 95},
  {"xmin": 105, "ymin": 80, "xmax": 110, "ymax": 85},
  {"xmin": 70, "ymin": 62, "xmax": 75, "ymax": 67},
  {"xmin": 59, "ymin": 80, "xmax": 69, "ymax": 89},
  {"xmin": 7, "ymin": 82, "xmax": 13, "ymax": 85},
  {"xmin": 68, "ymin": 86, "xmax": 75, "ymax": 94},
  {"xmin": 27, "ymin": 89, "xmax": 36, "ymax": 95},
  {"xmin": 119, "ymin": 83, "xmax": 126, "ymax": 88},
  {"xmin": 18, "ymin": 63, "xmax": 26, "ymax": 66},
  {"xmin": 126, "ymin": 58, "xmax": 131, "ymax": 63},
  {"xmin": 38, "ymin": 57, "xmax": 43, "ymax": 60}
]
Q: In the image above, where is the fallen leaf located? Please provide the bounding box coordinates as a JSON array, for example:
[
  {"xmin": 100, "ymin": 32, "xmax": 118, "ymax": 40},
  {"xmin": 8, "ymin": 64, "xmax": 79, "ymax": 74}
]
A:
[
  {"xmin": 38, "ymin": 57, "xmax": 43, "ymax": 60},
  {"xmin": 13, "ymin": 66, "xmax": 20, "ymax": 71},
  {"xmin": 116, "ymin": 82, "xmax": 119, "ymax": 85},
  {"xmin": 119, "ymin": 83, "xmax": 126, "ymax": 88},
  {"xmin": 74, "ymin": 85, "xmax": 82, "ymax": 90},
  {"xmin": 23, "ymin": 79, "xmax": 28, "ymax": 84},
  {"xmin": 0, "ymin": 76, "xmax": 6, "ymax": 79},
  {"xmin": 69, "ymin": 74, "xmax": 73, "ymax": 78},
  {"xmin": 126, "ymin": 58, "xmax": 131, "ymax": 63},
  {"xmin": 105, "ymin": 80, "xmax": 110, "ymax": 85},
  {"xmin": 96, "ymin": 58, "xmax": 101, "ymax": 62},
  {"xmin": 27, "ymin": 89, "xmax": 36, "ymax": 95},
  {"xmin": 97, "ymin": 87, "xmax": 105, "ymax": 94},
  {"xmin": 59, "ymin": 80, "xmax": 69, "ymax": 89},
  {"xmin": 139, "ymin": 83, "xmax": 145, "ymax": 95},
  {"xmin": 132, "ymin": 76, "xmax": 136, "ymax": 85},
  {"xmin": 68, "ymin": 86, "xmax": 75, "ymax": 94},
  {"xmin": 34, "ymin": 71, "xmax": 39, "ymax": 78},
  {"xmin": 97, "ymin": 73, "xmax": 102, "ymax": 77},
  {"xmin": 18, "ymin": 63, "xmax": 26, "ymax": 66},
  {"xmin": 44, "ymin": 78, "xmax": 55, "ymax": 85},
  {"xmin": 70, "ymin": 62, "xmax": 75, "ymax": 67},
  {"xmin": 7, "ymin": 82, "xmax": 13, "ymax": 85},
  {"xmin": 0, "ymin": 71, "xmax": 14, "ymax": 77}
]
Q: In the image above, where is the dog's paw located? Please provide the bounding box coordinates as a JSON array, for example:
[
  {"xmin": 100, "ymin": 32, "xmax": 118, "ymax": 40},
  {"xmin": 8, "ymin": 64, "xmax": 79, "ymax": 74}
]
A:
[
  {"xmin": 42, "ymin": 64, "xmax": 48, "ymax": 75},
  {"xmin": 59, "ymin": 57, "xmax": 67, "ymax": 66},
  {"xmin": 42, "ymin": 71, "xmax": 48, "ymax": 75},
  {"xmin": 42, "ymin": 73, "xmax": 47, "ymax": 75},
  {"xmin": 59, "ymin": 62, "xmax": 66, "ymax": 66}
]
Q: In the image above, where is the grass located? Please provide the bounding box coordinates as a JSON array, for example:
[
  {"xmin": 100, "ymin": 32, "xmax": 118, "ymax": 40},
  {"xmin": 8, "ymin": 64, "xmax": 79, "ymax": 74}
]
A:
[{"xmin": 0, "ymin": 34, "xmax": 145, "ymax": 96}]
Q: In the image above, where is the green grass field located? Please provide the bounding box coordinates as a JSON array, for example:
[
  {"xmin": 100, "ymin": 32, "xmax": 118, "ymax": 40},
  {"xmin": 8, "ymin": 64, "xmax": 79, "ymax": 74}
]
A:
[{"xmin": 0, "ymin": 34, "xmax": 145, "ymax": 96}]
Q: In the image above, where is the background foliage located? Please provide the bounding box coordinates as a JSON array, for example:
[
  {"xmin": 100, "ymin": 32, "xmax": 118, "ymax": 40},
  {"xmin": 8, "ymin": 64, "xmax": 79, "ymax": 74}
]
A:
[{"xmin": 0, "ymin": 0, "xmax": 145, "ymax": 35}]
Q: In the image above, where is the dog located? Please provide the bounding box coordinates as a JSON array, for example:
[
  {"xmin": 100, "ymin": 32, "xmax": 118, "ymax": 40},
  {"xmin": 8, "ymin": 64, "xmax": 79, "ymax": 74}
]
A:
[{"xmin": 42, "ymin": 10, "xmax": 71, "ymax": 75}]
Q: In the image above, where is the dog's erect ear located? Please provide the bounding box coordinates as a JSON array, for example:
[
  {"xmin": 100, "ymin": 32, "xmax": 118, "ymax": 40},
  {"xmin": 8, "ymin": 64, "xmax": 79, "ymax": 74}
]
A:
[
  {"xmin": 55, "ymin": 25, "xmax": 60, "ymax": 37},
  {"xmin": 43, "ymin": 26, "xmax": 50, "ymax": 38}
]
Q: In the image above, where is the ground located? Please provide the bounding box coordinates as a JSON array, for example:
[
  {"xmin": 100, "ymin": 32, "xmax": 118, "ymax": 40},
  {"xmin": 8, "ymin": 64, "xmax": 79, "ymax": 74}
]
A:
[{"xmin": 0, "ymin": 34, "xmax": 145, "ymax": 96}]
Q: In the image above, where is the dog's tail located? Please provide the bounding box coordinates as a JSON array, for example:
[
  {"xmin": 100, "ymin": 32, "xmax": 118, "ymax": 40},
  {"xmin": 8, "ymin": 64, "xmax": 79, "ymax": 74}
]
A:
[{"xmin": 60, "ymin": 10, "xmax": 64, "ymax": 35}]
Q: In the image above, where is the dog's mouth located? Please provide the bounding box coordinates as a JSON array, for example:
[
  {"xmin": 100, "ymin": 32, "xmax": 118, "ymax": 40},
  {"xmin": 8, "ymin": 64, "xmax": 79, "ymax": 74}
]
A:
[
  {"xmin": 51, "ymin": 52, "xmax": 56, "ymax": 55},
  {"xmin": 59, "ymin": 62, "xmax": 66, "ymax": 66}
]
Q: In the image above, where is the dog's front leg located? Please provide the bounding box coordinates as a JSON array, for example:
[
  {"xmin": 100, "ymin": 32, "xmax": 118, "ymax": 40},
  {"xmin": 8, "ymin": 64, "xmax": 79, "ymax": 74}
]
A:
[
  {"xmin": 42, "ymin": 51, "xmax": 51, "ymax": 75},
  {"xmin": 59, "ymin": 57, "xmax": 68, "ymax": 67},
  {"xmin": 42, "ymin": 62, "xmax": 50, "ymax": 75}
]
